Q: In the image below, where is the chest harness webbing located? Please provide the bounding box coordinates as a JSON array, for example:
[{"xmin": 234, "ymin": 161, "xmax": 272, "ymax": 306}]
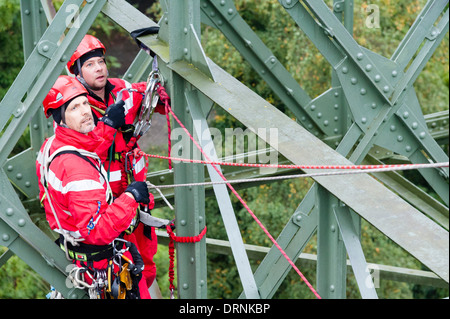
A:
[{"xmin": 40, "ymin": 135, "xmax": 114, "ymax": 262}]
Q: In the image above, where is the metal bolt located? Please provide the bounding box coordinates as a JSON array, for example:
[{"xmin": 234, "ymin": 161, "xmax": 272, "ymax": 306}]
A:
[{"xmin": 6, "ymin": 208, "xmax": 14, "ymax": 216}]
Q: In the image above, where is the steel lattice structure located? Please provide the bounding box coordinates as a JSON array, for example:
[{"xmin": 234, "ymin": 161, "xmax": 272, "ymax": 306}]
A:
[{"xmin": 0, "ymin": 0, "xmax": 448, "ymax": 299}]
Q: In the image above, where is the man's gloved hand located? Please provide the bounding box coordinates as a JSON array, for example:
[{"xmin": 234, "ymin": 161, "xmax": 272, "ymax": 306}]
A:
[
  {"xmin": 100, "ymin": 100, "xmax": 125, "ymax": 129},
  {"xmin": 125, "ymin": 181, "xmax": 150, "ymax": 204}
]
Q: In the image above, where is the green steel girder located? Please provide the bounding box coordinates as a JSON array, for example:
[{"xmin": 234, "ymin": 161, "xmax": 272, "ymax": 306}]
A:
[
  {"xmin": 0, "ymin": 0, "xmax": 107, "ymax": 299},
  {"xmin": 280, "ymin": 0, "xmax": 449, "ymax": 205}
]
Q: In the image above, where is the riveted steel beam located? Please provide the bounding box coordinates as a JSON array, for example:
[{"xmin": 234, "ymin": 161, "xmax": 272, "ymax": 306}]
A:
[
  {"xmin": 170, "ymin": 58, "xmax": 449, "ymax": 284},
  {"xmin": 0, "ymin": 0, "xmax": 107, "ymax": 165}
]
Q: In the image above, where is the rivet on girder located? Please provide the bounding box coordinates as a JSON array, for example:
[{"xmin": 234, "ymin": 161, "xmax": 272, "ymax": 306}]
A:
[
  {"xmin": 397, "ymin": 135, "xmax": 403, "ymax": 142},
  {"xmin": 18, "ymin": 219, "xmax": 26, "ymax": 227},
  {"xmin": 37, "ymin": 40, "xmax": 57, "ymax": 59},
  {"xmin": 2, "ymin": 234, "xmax": 10, "ymax": 242},
  {"xmin": 6, "ymin": 208, "xmax": 14, "ymax": 216},
  {"xmin": 282, "ymin": 0, "xmax": 298, "ymax": 9}
]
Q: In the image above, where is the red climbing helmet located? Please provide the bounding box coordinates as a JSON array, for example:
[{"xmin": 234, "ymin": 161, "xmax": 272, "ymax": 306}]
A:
[
  {"xmin": 43, "ymin": 75, "xmax": 88, "ymax": 118},
  {"xmin": 67, "ymin": 34, "xmax": 106, "ymax": 74}
]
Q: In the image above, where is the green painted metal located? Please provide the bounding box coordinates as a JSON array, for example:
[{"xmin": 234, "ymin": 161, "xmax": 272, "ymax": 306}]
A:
[
  {"xmin": 163, "ymin": 0, "xmax": 209, "ymax": 299},
  {"xmin": 0, "ymin": 0, "xmax": 448, "ymax": 300}
]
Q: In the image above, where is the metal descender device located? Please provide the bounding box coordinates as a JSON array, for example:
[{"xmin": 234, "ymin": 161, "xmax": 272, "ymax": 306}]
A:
[{"xmin": 133, "ymin": 58, "xmax": 164, "ymax": 138}]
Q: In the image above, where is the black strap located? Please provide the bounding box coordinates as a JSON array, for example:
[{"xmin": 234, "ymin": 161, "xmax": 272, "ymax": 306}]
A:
[
  {"xmin": 58, "ymin": 235, "xmax": 115, "ymax": 262},
  {"xmin": 130, "ymin": 26, "xmax": 160, "ymax": 57}
]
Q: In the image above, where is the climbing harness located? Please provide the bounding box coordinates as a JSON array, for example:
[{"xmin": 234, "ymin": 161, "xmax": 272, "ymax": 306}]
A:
[
  {"xmin": 39, "ymin": 136, "xmax": 114, "ymax": 260},
  {"xmin": 39, "ymin": 136, "xmax": 146, "ymax": 299}
]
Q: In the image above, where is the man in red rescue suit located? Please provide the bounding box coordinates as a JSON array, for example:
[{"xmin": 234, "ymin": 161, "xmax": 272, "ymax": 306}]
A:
[
  {"xmin": 37, "ymin": 75, "xmax": 152, "ymax": 298},
  {"xmin": 67, "ymin": 35, "xmax": 160, "ymax": 290}
]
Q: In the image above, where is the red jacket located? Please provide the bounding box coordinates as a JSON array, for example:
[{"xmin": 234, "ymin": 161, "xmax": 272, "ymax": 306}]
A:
[
  {"xmin": 36, "ymin": 123, "xmax": 138, "ymax": 246},
  {"xmin": 87, "ymin": 78, "xmax": 148, "ymax": 197},
  {"xmin": 85, "ymin": 78, "xmax": 160, "ymax": 290}
]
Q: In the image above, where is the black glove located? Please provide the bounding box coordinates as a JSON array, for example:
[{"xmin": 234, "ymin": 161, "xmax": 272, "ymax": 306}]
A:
[
  {"xmin": 125, "ymin": 181, "xmax": 150, "ymax": 204},
  {"xmin": 100, "ymin": 100, "xmax": 125, "ymax": 129}
]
